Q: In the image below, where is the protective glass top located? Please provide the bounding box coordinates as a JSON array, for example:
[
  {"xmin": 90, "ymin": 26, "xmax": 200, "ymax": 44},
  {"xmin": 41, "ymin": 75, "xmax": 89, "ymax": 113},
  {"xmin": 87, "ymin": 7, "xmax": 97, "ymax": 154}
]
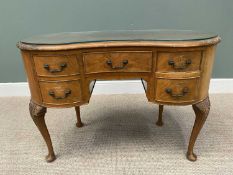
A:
[{"xmin": 21, "ymin": 30, "xmax": 217, "ymax": 45}]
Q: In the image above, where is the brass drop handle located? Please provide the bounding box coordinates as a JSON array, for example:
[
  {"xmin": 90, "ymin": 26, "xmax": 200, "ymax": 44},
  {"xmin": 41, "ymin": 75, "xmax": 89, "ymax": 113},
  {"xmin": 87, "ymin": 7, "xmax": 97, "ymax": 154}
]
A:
[
  {"xmin": 168, "ymin": 59, "xmax": 192, "ymax": 69},
  {"xmin": 43, "ymin": 63, "xmax": 67, "ymax": 73},
  {"xmin": 106, "ymin": 59, "xmax": 128, "ymax": 70},
  {"xmin": 48, "ymin": 89, "xmax": 71, "ymax": 99},
  {"xmin": 165, "ymin": 87, "xmax": 189, "ymax": 97}
]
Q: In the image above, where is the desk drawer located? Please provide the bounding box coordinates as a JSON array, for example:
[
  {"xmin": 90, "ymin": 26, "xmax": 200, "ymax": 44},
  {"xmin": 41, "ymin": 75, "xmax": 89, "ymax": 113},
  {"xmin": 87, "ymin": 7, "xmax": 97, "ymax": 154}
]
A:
[
  {"xmin": 155, "ymin": 78, "xmax": 199, "ymax": 103},
  {"xmin": 83, "ymin": 51, "xmax": 152, "ymax": 73},
  {"xmin": 157, "ymin": 51, "xmax": 202, "ymax": 72},
  {"xmin": 39, "ymin": 80, "xmax": 82, "ymax": 105},
  {"xmin": 33, "ymin": 55, "xmax": 80, "ymax": 77}
]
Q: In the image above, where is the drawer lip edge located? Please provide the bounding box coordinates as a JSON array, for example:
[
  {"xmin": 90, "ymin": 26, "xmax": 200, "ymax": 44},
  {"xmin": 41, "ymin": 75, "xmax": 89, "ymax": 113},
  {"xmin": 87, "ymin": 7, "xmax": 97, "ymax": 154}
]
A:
[
  {"xmin": 153, "ymin": 99, "xmax": 199, "ymax": 105},
  {"xmin": 155, "ymin": 71, "xmax": 201, "ymax": 79},
  {"xmin": 36, "ymin": 73, "xmax": 81, "ymax": 78},
  {"xmin": 85, "ymin": 70, "xmax": 152, "ymax": 74},
  {"xmin": 83, "ymin": 50, "xmax": 153, "ymax": 55},
  {"xmin": 41, "ymin": 100, "xmax": 83, "ymax": 108},
  {"xmin": 155, "ymin": 99, "xmax": 197, "ymax": 104},
  {"xmin": 42, "ymin": 100, "xmax": 82, "ymax": 106},
  {"xmin": 38, "ymin": 79, "xmax": 81, "ymax": 83}
]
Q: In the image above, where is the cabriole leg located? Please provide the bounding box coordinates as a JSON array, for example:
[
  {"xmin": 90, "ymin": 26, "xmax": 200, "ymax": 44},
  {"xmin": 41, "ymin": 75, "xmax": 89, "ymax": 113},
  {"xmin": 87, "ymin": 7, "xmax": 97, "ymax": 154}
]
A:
[
  {"xmin": 29, "ymin": 100, "xmax": 56, "ymax": 162},
  {"xmin": 156, "ymin": 105, "xmax": 164, "ymax": 126},
  {"xmin": 75, "ymin": 106, "xmax": 83, "ymax": 127},
  {"xmin": 187, "ymin": 97, "xmax": 210, "ymax": 161}
]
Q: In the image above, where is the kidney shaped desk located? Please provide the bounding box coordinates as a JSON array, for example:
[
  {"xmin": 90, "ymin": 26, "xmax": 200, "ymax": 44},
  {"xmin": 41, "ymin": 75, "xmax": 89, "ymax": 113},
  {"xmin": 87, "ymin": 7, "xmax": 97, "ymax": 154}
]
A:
[{"xmin": 17, "ymin": 30, "xmax": 221, "ymax": 162}]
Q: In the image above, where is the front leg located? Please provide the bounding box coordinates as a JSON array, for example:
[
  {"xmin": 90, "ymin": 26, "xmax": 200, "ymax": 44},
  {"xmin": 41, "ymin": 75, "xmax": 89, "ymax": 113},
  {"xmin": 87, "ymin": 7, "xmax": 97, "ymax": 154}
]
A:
[
  {"xmin": 29, "ymin": 100, "xmax": 56, "ymax": 162},
  {"xmin": 187, "ymin": 97, "xmax": 210, "ymax": 161}
]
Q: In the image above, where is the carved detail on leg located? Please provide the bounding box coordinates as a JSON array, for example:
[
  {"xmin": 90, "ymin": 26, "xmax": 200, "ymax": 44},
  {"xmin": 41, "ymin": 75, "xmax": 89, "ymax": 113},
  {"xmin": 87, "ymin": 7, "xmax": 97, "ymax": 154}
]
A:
[
  {"xmin": 29, "ymin": 100, "xmax": 56, "ymax": 162},
  {"xmin": 187, "ymin": 97, "xmax": 210, "ymax": 161},
  {"xmin": 156, "ymin": 105, "xmax": 164, "ymax": 126},
  {"xmin": 75, "ymin": 106, "xmax": 83, "ymax": 127}
]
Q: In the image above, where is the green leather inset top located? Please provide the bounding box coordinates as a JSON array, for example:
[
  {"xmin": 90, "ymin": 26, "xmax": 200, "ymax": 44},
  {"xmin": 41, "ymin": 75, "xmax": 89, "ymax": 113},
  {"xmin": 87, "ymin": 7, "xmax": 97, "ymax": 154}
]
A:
[{"xmin": 21, "ymin": 30, "xmax": 218, "ymax": 45}]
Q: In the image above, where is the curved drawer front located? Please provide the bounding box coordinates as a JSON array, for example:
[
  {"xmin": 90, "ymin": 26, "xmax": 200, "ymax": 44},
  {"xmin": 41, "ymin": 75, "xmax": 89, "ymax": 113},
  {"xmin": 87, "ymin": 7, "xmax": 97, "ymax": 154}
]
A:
[
  {"xmin": 155, "ymin": 78, "xmax": 199, "ymax": 103},
  {"xmin": 33, "ymin": 54, "xmax": 80, "ymax": 77},
  {"xmin": 83, "ymin": 51, "xmax": 152, "ymax": 74},
  {"xmin": 39, "ymin": 80, "xmax": 82, "ymax": 105},
  {"xmin": 157, "ymin": 51, "xmax": 202, "ymax": 72}
]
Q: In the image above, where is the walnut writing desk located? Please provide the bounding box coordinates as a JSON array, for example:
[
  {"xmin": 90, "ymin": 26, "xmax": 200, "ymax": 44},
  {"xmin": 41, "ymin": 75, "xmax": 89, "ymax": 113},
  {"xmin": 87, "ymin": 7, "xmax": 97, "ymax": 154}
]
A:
[{"xmin": 17, "ymin": 30, "xmax": 221, "ymax": 162}]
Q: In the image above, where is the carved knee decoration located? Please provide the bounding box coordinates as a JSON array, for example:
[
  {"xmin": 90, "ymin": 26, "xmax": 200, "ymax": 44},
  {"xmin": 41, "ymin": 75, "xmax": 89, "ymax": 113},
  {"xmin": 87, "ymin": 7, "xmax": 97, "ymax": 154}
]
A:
[{"xmin": 29, "ymin": 100, "xmax": 56, "ymax": 162}]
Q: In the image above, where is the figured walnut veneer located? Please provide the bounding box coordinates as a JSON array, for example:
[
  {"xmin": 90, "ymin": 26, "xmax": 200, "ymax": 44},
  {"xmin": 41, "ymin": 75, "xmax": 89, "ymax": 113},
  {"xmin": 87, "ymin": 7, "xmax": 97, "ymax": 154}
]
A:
[{"xmin": 17, "ymin": 30, "xmax": 220, "ymax": 162}]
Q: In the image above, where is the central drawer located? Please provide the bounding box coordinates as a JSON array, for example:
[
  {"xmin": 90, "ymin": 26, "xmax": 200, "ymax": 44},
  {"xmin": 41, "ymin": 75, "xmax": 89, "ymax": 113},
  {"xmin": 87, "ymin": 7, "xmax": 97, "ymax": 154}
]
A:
[{"xmin": 83, "ymin": 51, "xmax": 152, "ymax": 74}]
